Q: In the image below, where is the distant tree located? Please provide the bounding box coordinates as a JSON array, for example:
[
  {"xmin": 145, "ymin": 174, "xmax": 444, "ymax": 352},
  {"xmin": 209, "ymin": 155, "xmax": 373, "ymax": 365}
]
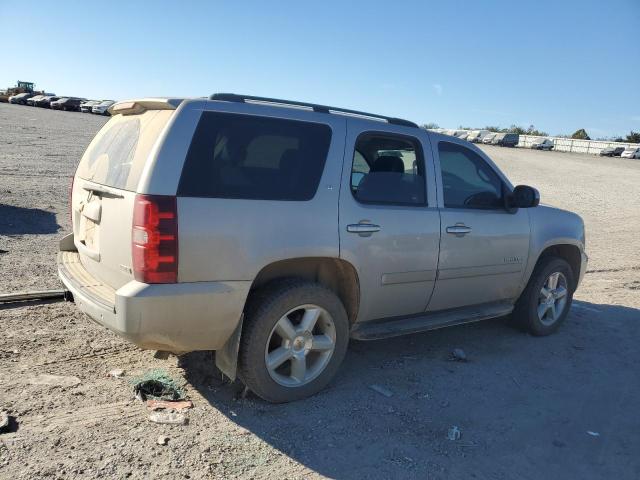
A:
[
  {"xmin": 625, "ymin": 131, "xmax": 640, "ymax": 143},
  {"xmin": 571, "ymin": 129, "xmax": 591, "ymax": 140},
  {"xmin": 422, "ymin": 122, "xmax": 439, "ymax": 130},
  {"xmin": 483, "ymin": 125, "xmax": 502, "ymax": 132},
  {"xmin": 507, "ymin": 125, "xmax": 527, "ymax": 134}
]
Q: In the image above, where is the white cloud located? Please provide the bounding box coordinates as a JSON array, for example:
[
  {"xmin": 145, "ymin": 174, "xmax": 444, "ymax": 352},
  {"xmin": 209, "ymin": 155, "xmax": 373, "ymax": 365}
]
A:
[{"xmin": 432, "ymin": 84, "xmax": 443, "ymax": 96}]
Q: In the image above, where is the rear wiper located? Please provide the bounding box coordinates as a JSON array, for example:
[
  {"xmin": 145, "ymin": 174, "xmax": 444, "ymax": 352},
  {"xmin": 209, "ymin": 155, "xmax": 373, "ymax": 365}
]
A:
[{"xmin": 82, "ymin": 183, "xmax": 125, "ymax": 199}]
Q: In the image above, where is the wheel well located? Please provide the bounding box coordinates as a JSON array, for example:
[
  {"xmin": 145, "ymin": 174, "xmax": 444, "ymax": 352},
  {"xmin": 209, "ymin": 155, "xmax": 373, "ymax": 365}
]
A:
[
  {"xmin": 249, "ymin": 257, "xmax": 360, "ymax": 325},
  {"xmin": 537, "ymin": 244, "xmax": 581, "ymax": 282}
]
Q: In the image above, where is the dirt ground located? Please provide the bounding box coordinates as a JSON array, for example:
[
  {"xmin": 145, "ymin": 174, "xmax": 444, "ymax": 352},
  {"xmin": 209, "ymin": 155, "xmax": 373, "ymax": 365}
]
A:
[{"xmin": 1, "ymin": 103, "xmax": 639, "ymax": 479}]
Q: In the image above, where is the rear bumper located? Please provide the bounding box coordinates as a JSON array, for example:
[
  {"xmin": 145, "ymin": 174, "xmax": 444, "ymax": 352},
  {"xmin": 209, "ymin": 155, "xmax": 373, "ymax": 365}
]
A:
[{"xmin": 58, "ymin": 250, "xmax": 251, "ymax": 353}]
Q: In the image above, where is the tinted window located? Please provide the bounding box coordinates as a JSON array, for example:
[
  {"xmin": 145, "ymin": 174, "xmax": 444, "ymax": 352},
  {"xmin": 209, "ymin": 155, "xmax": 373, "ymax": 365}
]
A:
[
  {"xmin": 350, "ymin": 133, "xmax": 426, "ymax": 206},
  {"xmin": 438, "ymin": 142, "xmax": 503, "ymax": 209},
  {"xmin": 178, "ymin": 112, "xmax": 332, "ymax": 201}
]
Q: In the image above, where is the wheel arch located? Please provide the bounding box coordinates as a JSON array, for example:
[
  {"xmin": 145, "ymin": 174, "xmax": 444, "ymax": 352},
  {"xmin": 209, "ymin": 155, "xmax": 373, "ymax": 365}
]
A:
[
  {"xmin": 534, "ymin": 243, "xmax": 582, "ymax": 287},
  {"xmin": 248, "ymin": 257, "xmax": 360, "ymax": 325}
]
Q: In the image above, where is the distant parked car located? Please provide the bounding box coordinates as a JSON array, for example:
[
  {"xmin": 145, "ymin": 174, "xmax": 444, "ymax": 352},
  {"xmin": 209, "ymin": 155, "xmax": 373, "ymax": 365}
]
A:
[
  {"xmin": 8, "ymin": 93, "xmax": 34, "ymax": 105},
  {"xmin": 621, "ymin": 147, "xmax": 640, "ymax": 159},
  {"xmin": 467, "ymin": 130, "xmax": 491, "ymax": 143},
  {"xmin": 26, "ymin": 95, "xmax": 45, "ymax": 106},
  {"xmin": 482, "ymin": 133, "xmax": 497, "ymax": 144},
  {"xmin": 35, "ymin": 95, "xmax": 60, "ymax": 108},
  {"xmin": 92, "ymin": 100, "xmax": 115, "ymax": 115},
  {"xmin": 531, "ymin": 139, "xmax": 554, "ymax": 151},
  {"xmin": 599, "ymin": 146, "xmax": 626, "ymax": 157},
  {"xmin": 491, "ymin": 133, "xmax": 506, "ymax": 145},
  {"xmin": 495, "ymin": 133, "xmax": 519, "ymax": 147},
  {"xmin": 51, "ymin": 97, "xmax": 84, "ymax": 112},
  {"xmin": 80, "ymin": 100, "xmax": 100, "ymax": 113}
]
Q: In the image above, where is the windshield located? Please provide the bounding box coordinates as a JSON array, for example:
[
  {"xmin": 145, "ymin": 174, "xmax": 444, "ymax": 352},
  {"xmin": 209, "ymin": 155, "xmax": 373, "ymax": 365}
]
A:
[{"xmin": 99, "ymin": 100, "xmax": 114, "ymax": 106}]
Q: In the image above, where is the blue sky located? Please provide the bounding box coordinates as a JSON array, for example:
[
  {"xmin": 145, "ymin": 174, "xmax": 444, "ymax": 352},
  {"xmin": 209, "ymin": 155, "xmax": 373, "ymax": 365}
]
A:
[{"xmin": 1, "ymin": 0, "xmax": 638, "ymax": 138}]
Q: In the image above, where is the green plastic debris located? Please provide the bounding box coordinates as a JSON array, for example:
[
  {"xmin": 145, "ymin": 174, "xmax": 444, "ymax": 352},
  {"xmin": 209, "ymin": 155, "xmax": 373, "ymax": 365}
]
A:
[{"xmin": 131, "ymin": 369, "xmax": 185, "ymax": 401}]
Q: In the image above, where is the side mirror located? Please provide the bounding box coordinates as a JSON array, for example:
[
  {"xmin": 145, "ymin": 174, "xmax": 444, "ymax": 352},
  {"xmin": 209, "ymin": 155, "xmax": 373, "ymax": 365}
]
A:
[{"xmin": 509, "ymin": 185, "xmax": 540, "ymax": 209}]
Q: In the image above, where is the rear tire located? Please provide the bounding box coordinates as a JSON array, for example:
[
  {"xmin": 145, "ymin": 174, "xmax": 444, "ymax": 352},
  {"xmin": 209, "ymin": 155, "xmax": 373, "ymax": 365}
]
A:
[
  {"xmin": 512, "ymin": 257, "xmax": 575, "ymax": 336},
  {"xmin": 238, "ymin": 279, "xmax": 349, "ymax": 403}
]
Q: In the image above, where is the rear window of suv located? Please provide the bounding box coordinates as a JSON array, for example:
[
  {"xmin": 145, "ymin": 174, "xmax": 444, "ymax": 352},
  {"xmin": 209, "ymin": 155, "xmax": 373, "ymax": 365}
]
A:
[
  {"xmin": 178, "ymin": 112, "xmax": 332, "ymax": 201},
  {"xmin": 76, "ymin": 110, "xmax": 173, "ymax": 191}
]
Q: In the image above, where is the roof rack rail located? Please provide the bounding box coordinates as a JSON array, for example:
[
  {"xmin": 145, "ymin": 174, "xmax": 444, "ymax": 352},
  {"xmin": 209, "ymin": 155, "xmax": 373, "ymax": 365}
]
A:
[{"xmin": 209, "ymin": 93, "xmax": 418, "ymax": 128}]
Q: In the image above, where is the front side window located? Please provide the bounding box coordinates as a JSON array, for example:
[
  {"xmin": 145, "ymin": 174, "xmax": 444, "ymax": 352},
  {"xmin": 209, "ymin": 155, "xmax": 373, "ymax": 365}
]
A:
[
  {"xmin": 178, "ymin": 112, "xmax": 332, "ymax": 200},
  {"xmin": 350, "ymin": 132, "xmax": 426, "ymax": 206},
  {"xmin": 438, "ymin": 141, "xmax": 504, "ymax": 209}
]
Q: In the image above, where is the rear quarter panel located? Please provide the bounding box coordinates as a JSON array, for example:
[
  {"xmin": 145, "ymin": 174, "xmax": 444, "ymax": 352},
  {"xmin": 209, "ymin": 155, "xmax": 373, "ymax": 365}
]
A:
[{"xmin": 170, "ymin": 102, "xmax": 347, "ymax": 282}]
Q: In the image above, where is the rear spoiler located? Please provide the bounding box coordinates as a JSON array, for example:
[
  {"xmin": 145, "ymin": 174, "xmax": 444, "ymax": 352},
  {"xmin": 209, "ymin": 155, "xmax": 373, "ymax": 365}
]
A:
[{"xmin": 108, "ymin": 98, "xmax": 184, "ymax": 116}]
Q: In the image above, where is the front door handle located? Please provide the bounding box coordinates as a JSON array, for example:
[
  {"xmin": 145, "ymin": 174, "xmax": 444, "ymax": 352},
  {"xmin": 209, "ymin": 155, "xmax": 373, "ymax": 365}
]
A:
[
  {"xmin": 347, "ymin": 223, "xmax": 381, "ymax": 236},
  {"xmin": 446, "ymin": 224, "xmax": 472, "ymax": 236}
]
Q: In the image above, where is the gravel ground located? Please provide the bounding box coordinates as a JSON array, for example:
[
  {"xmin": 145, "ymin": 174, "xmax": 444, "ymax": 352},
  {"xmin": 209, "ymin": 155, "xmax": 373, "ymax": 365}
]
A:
[{"xmin": 1, "ymin": 102, "xmax": 639, "ymax": 479}]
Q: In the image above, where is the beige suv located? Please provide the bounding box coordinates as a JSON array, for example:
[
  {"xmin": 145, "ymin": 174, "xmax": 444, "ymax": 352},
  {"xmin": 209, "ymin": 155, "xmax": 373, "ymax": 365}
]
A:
[{"xmin": 59, "ymin": 94, "xmax": 587, "ymax": 402}]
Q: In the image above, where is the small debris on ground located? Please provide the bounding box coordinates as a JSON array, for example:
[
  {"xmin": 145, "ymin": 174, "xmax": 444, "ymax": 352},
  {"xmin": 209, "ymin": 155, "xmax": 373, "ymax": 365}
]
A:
[
  {"xmin": 132, "ymin": 369, "xmax": 185, "ymax": 401},
  {"xmin": 29, "ymin": 374, "xmax": 81, "ymax": 387},
  {"xmin": 451, "ymin": 348, "xmax": 467, "ymax": 362},
  {"xmin": 108, "ymin": 369, "xmax": 124, "ymax": 378},
  {"xmin": 447, "ymin": 425, "xmax": 462, "ymax": 441},
  {"xmin": 157, "ymin": 435, "xmax": 170, "ymax": 446},
  {"xmin": 587, "ymin": 431, "xmax": 600, "ymax": 437},
  {"xmin": 0, "ymin": 411, "xmax": 9, "ymax": 432},
  {"xmin": 148, "ymin": 411, "xmax": 188, "ymax": 426},
  {"xmin": 146, "ymin": 399, "xmax": 193, "ymax": 411},
  {"xmin": 369, "ymin": 384, "xmax": 393, "ymax": 398}
]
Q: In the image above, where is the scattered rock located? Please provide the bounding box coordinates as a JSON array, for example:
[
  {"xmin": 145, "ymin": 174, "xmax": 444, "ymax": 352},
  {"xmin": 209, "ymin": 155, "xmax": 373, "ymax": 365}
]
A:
[
  {"xmin": 148, "ymin": 412, "xmax": 188, "ymax": 426},
  {"xmin": 108, "ymin": 369, "xmax": 124, "ymax": 378},
  {"xmin": 146, "ymin": 399, "xmax": 193, "ymax": 411},
  {"xmin": 369, "ymin": 384, "xmax": 393, "ymax": 398},
  {"xmin": 447, "ymin": 426, "xmax": 461, "ymax": 441},
  {"xmin": 29, "ymin": 374, "xmax": 81, "ymax": 387},
  {"xmin": 157, "ymin": 436, "xmax": 170, "ymax": 446},
  {"xmin": 451, "ymin": 348, "xmax": 467, "ymax": 362}
]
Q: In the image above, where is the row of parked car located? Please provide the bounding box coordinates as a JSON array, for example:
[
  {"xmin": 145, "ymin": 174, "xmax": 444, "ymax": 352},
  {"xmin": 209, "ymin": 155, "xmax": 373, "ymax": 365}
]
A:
[
  {"xmin": 440, "ymin": 129, "xmax": 520, "ymax": 147},
  {"xmin": 439, "ymin": 129, "xmax": 640, "ymax": 158},
  {"xmin": 7, "ymin": 93, "xmax": 115, "ymax": 115}
]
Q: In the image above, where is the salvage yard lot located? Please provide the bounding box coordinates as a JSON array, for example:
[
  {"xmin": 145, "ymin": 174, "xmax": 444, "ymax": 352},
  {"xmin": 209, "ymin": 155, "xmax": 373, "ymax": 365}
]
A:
[{"xmin": 1, "ymin": 102, "xmax": 639, "ymax": 479}]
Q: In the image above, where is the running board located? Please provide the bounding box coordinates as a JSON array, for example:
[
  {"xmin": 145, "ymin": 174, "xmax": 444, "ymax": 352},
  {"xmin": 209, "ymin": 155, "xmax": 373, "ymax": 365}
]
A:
[{"xmin": 350, "ymin": 303, "xmax": 514, "ymax": 341}]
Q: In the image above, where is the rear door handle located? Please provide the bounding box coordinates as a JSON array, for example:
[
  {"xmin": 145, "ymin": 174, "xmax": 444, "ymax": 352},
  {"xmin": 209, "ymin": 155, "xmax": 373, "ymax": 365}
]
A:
[
  {"xmin": 347, "ymin": 223, "xmax": 381, "ymax": 235},
  {"xmin": 446, "ymin": 224, "xmax": 472, "ymax": 235}
]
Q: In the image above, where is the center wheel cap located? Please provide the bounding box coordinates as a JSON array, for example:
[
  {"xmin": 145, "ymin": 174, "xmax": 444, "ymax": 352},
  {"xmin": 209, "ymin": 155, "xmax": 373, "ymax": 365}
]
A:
[{"xmin": 293, "ymin": 336, "xmax": 306, "ymax": 352}]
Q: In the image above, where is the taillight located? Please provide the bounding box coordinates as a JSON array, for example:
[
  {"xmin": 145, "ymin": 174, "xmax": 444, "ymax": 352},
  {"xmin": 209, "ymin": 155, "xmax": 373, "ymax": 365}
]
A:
[{"xmin": 132, "ymin": 195, "xmax": 178, "ymax": 284}]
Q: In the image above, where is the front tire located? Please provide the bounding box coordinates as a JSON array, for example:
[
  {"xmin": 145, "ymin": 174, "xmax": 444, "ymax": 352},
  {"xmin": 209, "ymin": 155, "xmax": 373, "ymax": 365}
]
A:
[
  {"xmin": 238, "ymin": 279, "xmax": 349, "ymax": 403},
  {"xmin": 513, "ymin": 257, "xmax": 575, "ymax": 336}
]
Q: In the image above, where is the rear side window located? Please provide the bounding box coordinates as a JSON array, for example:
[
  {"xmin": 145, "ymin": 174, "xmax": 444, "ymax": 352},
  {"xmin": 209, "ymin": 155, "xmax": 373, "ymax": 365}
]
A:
[
  {"xmin": 76, "ymin": 110, "xmax": 174, "ymax": 191},
  {"xmin": 178, "ymin": 112, "xmax": 332, "ymax": 201},
  {"xmin": 350, "ymin": 132, "xmax": 426, "ymax": 206}
]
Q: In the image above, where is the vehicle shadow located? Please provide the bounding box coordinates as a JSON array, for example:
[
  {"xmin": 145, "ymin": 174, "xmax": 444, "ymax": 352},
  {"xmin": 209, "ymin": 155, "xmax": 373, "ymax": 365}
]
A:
[
  {"xmin": 0, "ymin": 204, "xmax": 60, "ymax": 235},
  {"xmin": 180, "ymin": 299, "xmax": 640, "ymax": 479}
]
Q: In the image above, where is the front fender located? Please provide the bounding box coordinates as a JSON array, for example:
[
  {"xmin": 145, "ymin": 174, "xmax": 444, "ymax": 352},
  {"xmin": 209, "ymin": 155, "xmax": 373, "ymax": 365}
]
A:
[{"xmin": 520, "ymin": 205, "xmax": 586, "ymax": 292}]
